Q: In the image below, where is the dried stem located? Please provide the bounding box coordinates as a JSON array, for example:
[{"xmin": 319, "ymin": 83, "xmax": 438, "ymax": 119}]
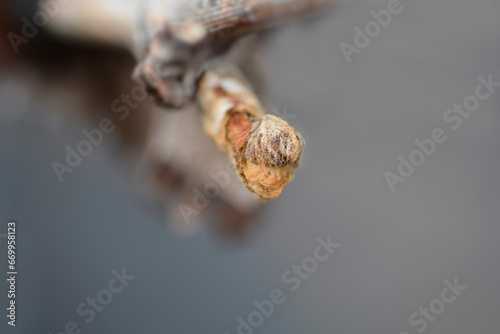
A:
[
  {"xmin": 42, "ymin": 0, "xmax": 314, "ymax": 199},
  {"xmin": 133, "ymin": 0, "xmax": 340, "ymax": 107},
  {"xmin": 45, "ymin": 0, "xmax": 340, "ymax": 108},
  {"xmin": 45, "ymin": 0, "xmax": 339, "ymax": 49},
  {"xmin": 197, "ymin": 61, "xmax": 305, "ymax": 199},
  {"xmin": 196, "ymin": 0, "xmax": 339, "ymax": 39}
]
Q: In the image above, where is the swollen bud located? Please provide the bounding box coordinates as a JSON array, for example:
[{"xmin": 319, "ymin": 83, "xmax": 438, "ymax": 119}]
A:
[{"xmin": 239, "ymin": 115, "xmax": 305, "ymax": 199}]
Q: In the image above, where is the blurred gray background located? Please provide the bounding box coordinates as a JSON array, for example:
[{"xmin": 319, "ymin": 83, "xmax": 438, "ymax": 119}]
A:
[{"xmin": 1, "ymin": 0, "xmax": 500, "ymax": 333}]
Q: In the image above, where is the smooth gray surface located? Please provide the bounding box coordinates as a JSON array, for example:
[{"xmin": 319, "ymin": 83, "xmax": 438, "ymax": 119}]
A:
[{"xmin": 1, "ymin": 0, "xmax": 500, "ymax": 333}]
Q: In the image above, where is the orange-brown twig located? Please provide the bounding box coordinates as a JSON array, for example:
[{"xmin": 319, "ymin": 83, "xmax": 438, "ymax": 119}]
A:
[{"xmin": 197, "ymin": 61, "xmax": 305, "ymax": 199}]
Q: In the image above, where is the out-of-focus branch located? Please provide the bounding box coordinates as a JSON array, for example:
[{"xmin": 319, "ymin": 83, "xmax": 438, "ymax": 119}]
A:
[
  {"xmin": 46, "ymin": 0, "xmax": 339, "ymax": 47},
  {"xmin": 196, "ymin": 0, "xmax": 339, "ymax": 39},
  {"xmin": 135, "ymin": 0, "xmax": 340, "ymax": 108},
  {"xmin": 45, "ymin": 0, "xmax": 137, "ymax": 49},
  {"xmin": 45, "ymin": 0, "xmax": 340, "ymax": 108}
]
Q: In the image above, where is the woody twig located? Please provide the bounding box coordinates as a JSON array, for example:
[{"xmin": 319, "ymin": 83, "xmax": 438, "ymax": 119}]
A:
[
  {"xmin": 197, "ymin": 61, "xmax": 305, "ymax": 199},
  {"xmin": 45, "ymin": 0, "xmax": 338, "ymax": 108},
  {"xmin": 195, "ymin": 0, "xmax": 338, "ymax": 39},
  {"xmin": 133, "ymin": 0, "xmax": 339, "ymax": 108},
  {"xmin": 40, "ymin": 0, "xmax": 335, "ymax": 200}
]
